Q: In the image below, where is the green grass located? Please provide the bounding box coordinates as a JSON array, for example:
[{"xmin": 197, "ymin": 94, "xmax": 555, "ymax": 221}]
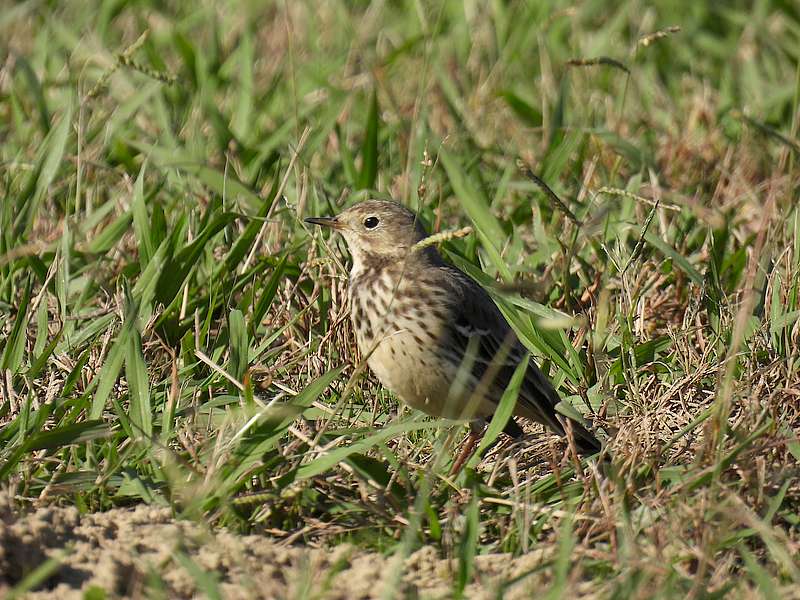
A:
[{"xmin": 2, "ymin": 0, "xmax": 800, "ymax": 597}]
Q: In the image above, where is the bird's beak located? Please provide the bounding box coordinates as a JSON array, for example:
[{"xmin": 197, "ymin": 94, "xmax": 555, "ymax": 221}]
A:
[{"xmin": 305, "ymin": 216, "xmax": 342, "ymax": 229}]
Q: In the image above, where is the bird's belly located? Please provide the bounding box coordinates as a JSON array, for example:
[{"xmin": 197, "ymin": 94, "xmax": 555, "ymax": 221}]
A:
[
  {"xmin": 349, "ymin": 275, "xmax": 497, "ymax": 421},
  {"xmin": 365, "ymin": 331, "xmax": 493, "ymax": 421}
]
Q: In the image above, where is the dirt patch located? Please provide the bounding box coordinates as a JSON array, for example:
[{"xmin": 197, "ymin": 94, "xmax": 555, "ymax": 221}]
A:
[{"xmin": 0, "ymin": 503, "xmax": 552, "ymax": 599}]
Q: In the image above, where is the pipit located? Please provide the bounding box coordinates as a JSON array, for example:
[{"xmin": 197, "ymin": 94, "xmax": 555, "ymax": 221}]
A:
[{"xmin": 306, "ymin": 200, "xmax": 601, "ymax": 467}]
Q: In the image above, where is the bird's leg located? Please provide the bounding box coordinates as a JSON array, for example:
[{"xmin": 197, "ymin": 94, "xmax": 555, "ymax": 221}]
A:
[{"xmin": 450, "ymin": 421, "xmax": 485, "ymax": 476}]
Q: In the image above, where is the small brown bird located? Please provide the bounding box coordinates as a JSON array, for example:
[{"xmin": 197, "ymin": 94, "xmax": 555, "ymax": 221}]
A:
[{"xmin": 306, "ymin": 200, "xmax": 601, "ymax": 465}]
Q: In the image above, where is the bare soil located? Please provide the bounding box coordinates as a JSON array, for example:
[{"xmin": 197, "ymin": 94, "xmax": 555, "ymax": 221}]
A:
[{"xmin": 0, "ymin": 503, "xmax": 553, "ymax": 599}]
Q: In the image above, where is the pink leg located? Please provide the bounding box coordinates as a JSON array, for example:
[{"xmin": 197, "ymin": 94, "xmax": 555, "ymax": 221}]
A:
[{"xmin": 450, "ymin": 429, "xmax": 482, "ymax": 476}]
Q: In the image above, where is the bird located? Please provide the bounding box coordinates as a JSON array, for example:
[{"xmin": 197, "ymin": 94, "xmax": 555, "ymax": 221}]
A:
[{"xmin": 306, "ymin": 199, "xmax": 602, "ymax": 469}]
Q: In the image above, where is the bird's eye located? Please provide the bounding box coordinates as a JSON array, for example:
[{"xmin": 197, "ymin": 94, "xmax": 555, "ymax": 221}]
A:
[{"xmin": 363, "ymin": 216, "xmax": 380, "ymax": 229}]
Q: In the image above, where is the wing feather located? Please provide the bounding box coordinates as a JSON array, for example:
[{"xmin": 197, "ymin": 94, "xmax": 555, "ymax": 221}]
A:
[{"xmin": 435, "ymin": 265, "xmax": 601, "ymax": 454}]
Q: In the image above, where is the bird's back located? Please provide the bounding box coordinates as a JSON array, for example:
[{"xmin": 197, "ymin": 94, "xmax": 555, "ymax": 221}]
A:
[{"xmin": 429, "ymin": 263, "xmax": 602, "ymax": 454}]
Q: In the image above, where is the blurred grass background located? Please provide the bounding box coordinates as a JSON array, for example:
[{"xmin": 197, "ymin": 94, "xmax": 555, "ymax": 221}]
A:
[{"xmin": 1, "ymin": 0, "xmax": 799, "ymax": 597}]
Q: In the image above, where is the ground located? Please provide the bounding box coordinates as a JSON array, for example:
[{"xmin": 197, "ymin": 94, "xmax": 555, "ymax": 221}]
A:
[{"xmin": 1, "ymin": 502, "xmax": 573, "ymax": 599}]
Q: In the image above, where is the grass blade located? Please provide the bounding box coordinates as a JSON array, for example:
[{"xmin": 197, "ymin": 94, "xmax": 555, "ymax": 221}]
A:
[
  {"xmin": 357, "ymin": 89, "xmax": 379, "ymax": 190},
  {"xmin": 125, "ymin": 314, "xmax": 152, "ymax": 439}
]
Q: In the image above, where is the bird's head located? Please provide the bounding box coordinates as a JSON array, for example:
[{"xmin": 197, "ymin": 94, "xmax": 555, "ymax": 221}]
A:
[{"xmin": 306, "ymin": 200, "xmax": 429, "ymax": 266}]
